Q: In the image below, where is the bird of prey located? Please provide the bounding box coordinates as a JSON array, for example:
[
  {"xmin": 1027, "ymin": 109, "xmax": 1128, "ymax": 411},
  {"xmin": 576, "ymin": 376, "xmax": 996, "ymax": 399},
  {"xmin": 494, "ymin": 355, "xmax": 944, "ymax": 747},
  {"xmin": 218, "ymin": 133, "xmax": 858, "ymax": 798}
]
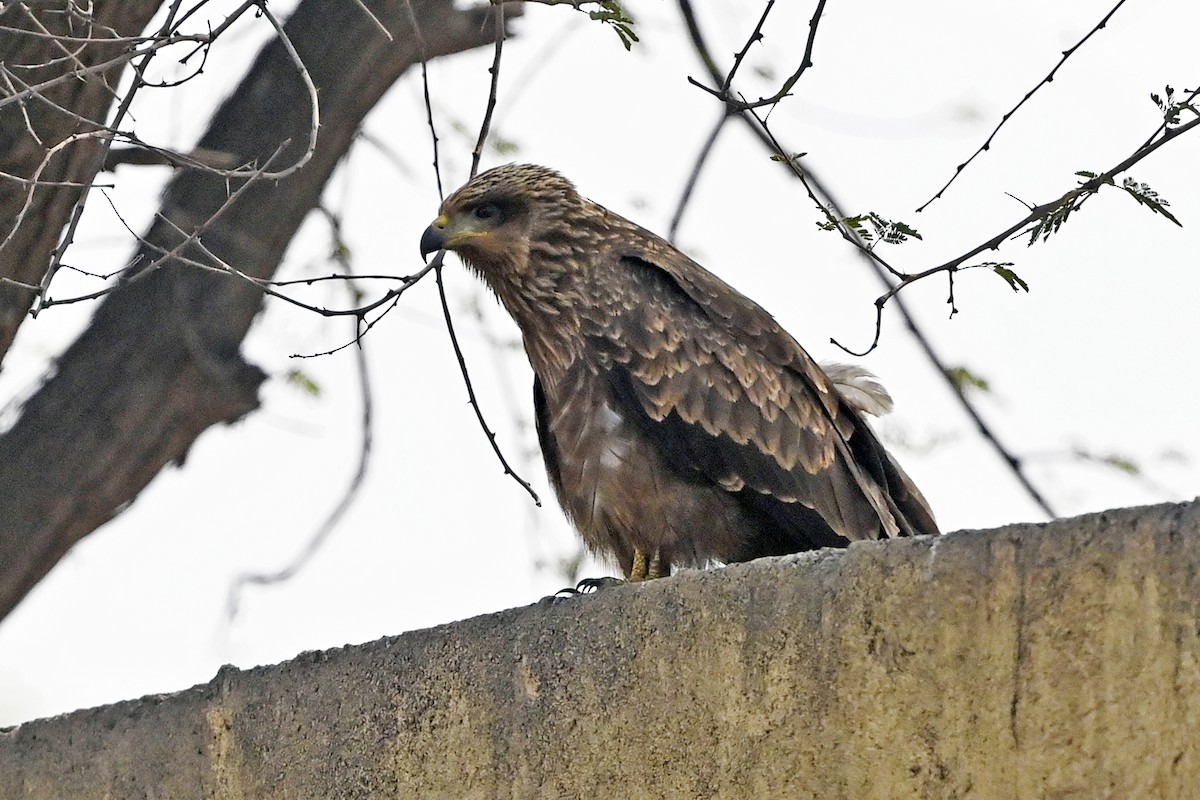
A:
[{"xmin": 419, "ymin": 164, "xmax": 938, "ymax": 582}]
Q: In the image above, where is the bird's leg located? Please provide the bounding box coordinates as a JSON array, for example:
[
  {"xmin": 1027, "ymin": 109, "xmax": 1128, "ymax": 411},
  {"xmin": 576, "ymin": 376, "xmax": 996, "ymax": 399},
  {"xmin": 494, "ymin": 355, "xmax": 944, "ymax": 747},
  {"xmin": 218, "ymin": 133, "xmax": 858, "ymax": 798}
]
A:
[
  {"xmin": 628, "ymin": 548, "xmax": 667, "ymax": 581},
  {"xmin": 628, "ymin": 548, "xmax": 649, "ymax": 582},
  {"xmin": 646, "ymin": 549, "xmax": 666, "ymax": 580}
]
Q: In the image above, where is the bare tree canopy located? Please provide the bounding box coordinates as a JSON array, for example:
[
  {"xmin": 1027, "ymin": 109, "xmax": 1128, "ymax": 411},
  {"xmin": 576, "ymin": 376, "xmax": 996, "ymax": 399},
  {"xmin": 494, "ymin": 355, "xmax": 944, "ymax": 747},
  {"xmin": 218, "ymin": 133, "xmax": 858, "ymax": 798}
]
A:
[
  {"xmin": 0, "ymin": 1, "xmax": 165, "ymax": 359},
  {"xmin": 0, "ymin": 0, "xmax": 514, "ymax": 622}
]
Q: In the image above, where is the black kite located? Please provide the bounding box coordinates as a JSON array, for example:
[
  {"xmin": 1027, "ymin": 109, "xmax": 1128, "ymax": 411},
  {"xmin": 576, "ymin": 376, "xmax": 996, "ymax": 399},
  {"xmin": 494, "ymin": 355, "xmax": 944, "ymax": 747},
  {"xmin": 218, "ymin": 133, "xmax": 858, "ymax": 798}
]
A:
[{"xmin": 420, "ymin": 164, "xmax": 939, "ymax": 581}]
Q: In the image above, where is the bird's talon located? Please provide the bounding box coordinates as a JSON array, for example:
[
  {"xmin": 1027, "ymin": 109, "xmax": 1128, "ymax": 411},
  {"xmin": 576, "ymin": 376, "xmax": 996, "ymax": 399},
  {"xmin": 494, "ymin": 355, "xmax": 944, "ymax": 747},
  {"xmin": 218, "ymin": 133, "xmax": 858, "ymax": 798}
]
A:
[{"xmin": 575, "ymin": 576, "xmax": 627, "ymax": 593}]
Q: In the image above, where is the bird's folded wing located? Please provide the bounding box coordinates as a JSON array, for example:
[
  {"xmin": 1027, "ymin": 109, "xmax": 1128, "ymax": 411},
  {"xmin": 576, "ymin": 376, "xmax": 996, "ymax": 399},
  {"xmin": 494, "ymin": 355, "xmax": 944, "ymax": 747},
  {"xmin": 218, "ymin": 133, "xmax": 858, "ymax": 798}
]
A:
[{"xmin": 580, "ymin": 251, "xmax": 909, "ymax": 543}]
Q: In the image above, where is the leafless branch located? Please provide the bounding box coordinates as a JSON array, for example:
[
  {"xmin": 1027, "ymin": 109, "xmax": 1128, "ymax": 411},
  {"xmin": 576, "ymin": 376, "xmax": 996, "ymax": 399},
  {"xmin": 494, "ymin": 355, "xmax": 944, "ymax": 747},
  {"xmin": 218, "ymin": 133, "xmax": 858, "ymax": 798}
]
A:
[
  {"xmin": 0, "ymin": 131, "xmax": 110, "ymax": 257},
  {"xmin": 225, "ymin": 210, "xmax": 378, "ymax": 617},
  {"xmin": 435, "ymin": 262, "xmax": 541, "ymax": 506},
  {"xmin": 470, "ymin": 1, "xmax": 505, "ymax": 178},
  {"xmin": 403, "ymin": 0, "xmax": 541, "ymax": 505},
  {"xmin": 917, "ymin": 0, "xmax": 1131, "ymax": 211},
  {"xmin": 685, "ymin": 0, "xmax": 827, "ymax": 113},
  {"xmin": 5, "ymin": 0, "xmax": 325, "ymax": 320},
  {"xmin": 402, "ymin": 0, "xmax": 443, "ymax": 198},
  {"xmin": 226, "ymin": 324, "xmax": 375, "ymax": 619},
  {"xmin": 676, "ymin": 1, "xmax": 907, "ymax": 279},
  {"xmin": 668, "ymin": 111, "xmax": 730, "ymax": 243},
  {"xmin": 350, "ymin": 0, "xmax": 393, "ymax": 41},
  {"xmin": 31, "ymin": 0, "xmax": 191, "ymax": 307}
]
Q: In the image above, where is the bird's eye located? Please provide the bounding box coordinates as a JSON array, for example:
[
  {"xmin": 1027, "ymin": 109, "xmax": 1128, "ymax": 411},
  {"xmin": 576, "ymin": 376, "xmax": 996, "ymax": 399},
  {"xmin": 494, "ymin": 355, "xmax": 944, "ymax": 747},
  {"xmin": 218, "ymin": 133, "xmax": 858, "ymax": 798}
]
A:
[{"xmin": 472, "ymin": 202, "xmax": 504, "ymax": 223}]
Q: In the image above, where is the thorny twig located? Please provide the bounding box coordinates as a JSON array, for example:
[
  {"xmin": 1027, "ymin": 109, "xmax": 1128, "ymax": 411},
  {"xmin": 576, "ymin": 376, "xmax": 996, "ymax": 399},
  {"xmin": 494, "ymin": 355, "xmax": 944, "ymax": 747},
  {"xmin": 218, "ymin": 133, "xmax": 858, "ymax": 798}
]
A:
[
  {"xmin": 401, "ymin": 0, "xmax": 443, "ymax": 198},
  {"xmin": 416, "ymin": 0, "xmax": 540, "ymax": 503},
  {"xmin": 470, "ymin": 2, "xmax": 505, "ymax": 178},
  {"xmin": 435, "ymin": 262, "xmax": 541, "ymax": 506},
  {"xmin": 685, "ymin": 0, "xmax": 827, "ymax": 113},
  {"xmin": 844, "ymin": 109, "xmax": 1200, "ymax": 357},
  {"xmin": 917, "ymin": 0, "xmax": 1131, "ymax": 211}
]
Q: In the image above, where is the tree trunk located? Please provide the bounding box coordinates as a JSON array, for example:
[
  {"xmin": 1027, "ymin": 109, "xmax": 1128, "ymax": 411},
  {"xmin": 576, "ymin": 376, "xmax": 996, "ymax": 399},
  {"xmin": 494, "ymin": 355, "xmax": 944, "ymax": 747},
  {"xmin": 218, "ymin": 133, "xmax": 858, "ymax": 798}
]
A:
[{"xmin": 0, "ymin": 0, "xmax": 513, "ymax": 621}]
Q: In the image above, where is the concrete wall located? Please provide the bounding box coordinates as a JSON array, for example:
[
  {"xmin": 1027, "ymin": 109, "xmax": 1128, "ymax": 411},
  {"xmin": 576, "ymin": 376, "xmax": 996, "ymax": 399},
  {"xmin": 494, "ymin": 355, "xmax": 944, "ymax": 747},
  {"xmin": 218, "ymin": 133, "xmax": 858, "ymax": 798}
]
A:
[{"xmin": 3, "ymin": 500, "xmax": 1199, "ymax": 799}]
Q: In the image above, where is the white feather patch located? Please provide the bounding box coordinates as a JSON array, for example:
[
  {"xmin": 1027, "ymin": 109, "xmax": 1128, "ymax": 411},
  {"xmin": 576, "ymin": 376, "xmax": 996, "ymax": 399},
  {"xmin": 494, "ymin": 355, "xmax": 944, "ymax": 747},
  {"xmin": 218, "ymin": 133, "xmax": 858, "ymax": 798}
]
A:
[{"xmin": 820, "ymin": 362, "xmax": 894, "ymax": 417}]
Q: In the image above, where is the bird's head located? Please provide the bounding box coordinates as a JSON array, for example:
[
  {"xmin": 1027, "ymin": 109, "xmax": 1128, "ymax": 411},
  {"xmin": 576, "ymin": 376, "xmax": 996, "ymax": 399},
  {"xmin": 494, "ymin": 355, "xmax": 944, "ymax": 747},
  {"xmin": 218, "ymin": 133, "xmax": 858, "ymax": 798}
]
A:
[
  {"xmin": 418, "ymin": 164, "xmax": 619, "ymax": 371},
  {"xmin": 419, "ymin": 163, "xmax": 587, "ymax": 278}
]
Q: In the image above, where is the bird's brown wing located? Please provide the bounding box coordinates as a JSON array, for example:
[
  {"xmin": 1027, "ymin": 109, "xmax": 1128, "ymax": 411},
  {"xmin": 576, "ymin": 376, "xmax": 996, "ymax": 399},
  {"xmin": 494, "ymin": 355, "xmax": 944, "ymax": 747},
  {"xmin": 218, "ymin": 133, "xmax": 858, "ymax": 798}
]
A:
[{"xmin": 579, "ymin": 228, "xmax": 937, "ymax": 553}]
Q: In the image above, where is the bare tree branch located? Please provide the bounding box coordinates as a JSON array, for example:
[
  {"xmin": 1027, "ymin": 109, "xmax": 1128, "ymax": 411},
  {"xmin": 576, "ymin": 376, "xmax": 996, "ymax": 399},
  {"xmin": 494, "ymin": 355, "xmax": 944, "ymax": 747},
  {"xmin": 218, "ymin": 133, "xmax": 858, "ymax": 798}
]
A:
[
  {"xmin": 842, "ymin": 107, "xmax": 1200, "ymax": 357},
  {"xmin": 917, "ymin": 0, "xmax": 1131, "ymax": 211},
  {"xmin": 684, "ymin": 0, "xmax": 828, "ymax": 113},
  {"xmin": 436, "ymin": 262, "xmax": 541, "ymax": 506},
  {"xmin": 470, "ymin": 2, "xmax": 505, "ymax": 178},
  {"xmin": 668, "ymin": 111, "xmax": 729, "ymax": 242},
  {"xmin": 0, "ymin": 0, "xmax": 165, "ymax": 361},
  {"xmin": 0, "ymin": 0, "xmax": 518, "ymax": 623}
]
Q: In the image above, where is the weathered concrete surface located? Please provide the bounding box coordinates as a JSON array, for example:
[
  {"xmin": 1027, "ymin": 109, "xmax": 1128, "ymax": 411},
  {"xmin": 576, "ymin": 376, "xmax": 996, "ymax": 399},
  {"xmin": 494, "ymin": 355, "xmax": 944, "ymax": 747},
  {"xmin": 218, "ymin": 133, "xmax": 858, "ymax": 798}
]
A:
[{"xmin": 3, "ymin": 501, "xmax": 1199, "ymax": 799}]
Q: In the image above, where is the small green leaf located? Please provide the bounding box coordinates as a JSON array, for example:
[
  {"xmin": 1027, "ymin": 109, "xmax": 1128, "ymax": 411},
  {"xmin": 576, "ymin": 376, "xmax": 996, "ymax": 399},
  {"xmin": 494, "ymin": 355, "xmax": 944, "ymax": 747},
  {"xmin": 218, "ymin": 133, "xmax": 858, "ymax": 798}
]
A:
[
  {"xmin": 1120, "ymin": 176, "xmax": 1182, "ymax": 226},
  {"xmin": 490, "ymin": 135, "xmax": 520, "ymax": 156},
  {"xmin": 1073, "ymin": 446, "xmax": 1141, "ymax": 476},
  {"xmin": 992, "ymin": 265, "xmax": 1029, "ymax": 292},
  {"xmin": 1151, "ymin": 85, "xmax": 1198, "ymax": 127},
  {"xmin": 861, "ymin": 212, "xmax": 922, "ymax": 245},
  {"xmin": 817, "ymin": 213, "xmax": 872, "ymax": 240},
  {"xmin": 1021, "ymin": 191, "xmax": 1084, "ymax": 245},
  {"xmin": 947, "ymin": 366, "xmax": 991, "ymax": 394},
  {"xmin": 587, "ymin": 2, "xmax": 638, "ymax": 50},
  {"xmin": 285, "ymin": 368, "xmax": 321, "ymax": 397},
  {"xmin": 770, "ymin": 151, "xmax": 807, "ymax": 165},
  {"xmin": 815, "ymin": 211, "xmax": 919, "ymax": 246},
  {"xmin": 1103, "ymin": 455, "xmax": 1141, "ymax": 475}
]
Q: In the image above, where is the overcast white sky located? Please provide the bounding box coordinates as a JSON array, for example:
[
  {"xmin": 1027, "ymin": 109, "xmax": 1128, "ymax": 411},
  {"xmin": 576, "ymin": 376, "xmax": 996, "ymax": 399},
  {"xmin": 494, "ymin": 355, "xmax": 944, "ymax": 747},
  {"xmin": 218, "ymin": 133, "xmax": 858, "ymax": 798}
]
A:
[{"xmin": 1, "ymin": 0, "xmax": 1197, "ymax": 726}]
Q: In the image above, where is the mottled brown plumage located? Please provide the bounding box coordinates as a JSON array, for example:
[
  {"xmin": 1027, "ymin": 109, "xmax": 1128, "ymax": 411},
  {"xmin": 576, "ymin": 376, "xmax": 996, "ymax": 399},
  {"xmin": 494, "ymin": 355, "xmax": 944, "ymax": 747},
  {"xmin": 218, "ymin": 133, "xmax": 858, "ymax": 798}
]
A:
[{"xmin": 420, "ymin": 164, "xmax": 938, "ymax": 580}]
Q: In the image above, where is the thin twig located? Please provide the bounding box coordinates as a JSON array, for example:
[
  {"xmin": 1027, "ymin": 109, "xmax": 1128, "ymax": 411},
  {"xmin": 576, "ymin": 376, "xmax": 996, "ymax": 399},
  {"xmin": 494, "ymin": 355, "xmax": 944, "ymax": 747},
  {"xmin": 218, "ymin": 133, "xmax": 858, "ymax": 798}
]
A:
[
  {"xmin": 685, "ymin": 0, "xmax": 827, "ymax": 113},
  {"xmin": 676, "ymin": 1, "xmax": 907, "ymax": 278},
  {"xmin": 20, "ymin": 0, "xmax": 322, "ymax": 316},
  {"xmin": 350, "ymin": 0, "xmax": 393, "ymax": 41},
  {"xmin": 841, "ymin": 110, "xmax": 1200, "ymax": 356},
  {"xmin": 64, "ymin": 178, "xmax": 429, "ymax": 322},
  {"xmin": 32, "ymin": 0, "xmax": 188, "ymax": 311},
  {"xmin": 416, "ymin": 0, "xmax": 540, "ymax": 505},
  {"xmin": 402, "ymin": 0, "xmax": 442, "ymax": 198},
  {"xmin": 224, "ymin": 209, "xmax": 379, "ymax": 615},
  {"xmin": 470, "ymin": 2, "xmax": 505, "ymax": 178},
  {"xmin": 435, "ymin": 263, "xmax": 541, "ymax": 506},
  {"xmin": 226, "ymin": 305, "xmax": 376, "ymax": 620},
  {"xmin": 720, "ymin": 0, "xmax": 775, "ymax": 94},
  {"xmin": 668, "ymin": 110, "xmax": 730, "ymax": 242},
  {"xmin": 252, "ymin": 0, "xmax": 321, "ymax": 181},
  {"xmin": 917, "ymin": 0, "xmax": 1131, "ymax": 211},
  {"xmin": 0, "ymin": 131, "xmax": 109, "ymax": 258}
]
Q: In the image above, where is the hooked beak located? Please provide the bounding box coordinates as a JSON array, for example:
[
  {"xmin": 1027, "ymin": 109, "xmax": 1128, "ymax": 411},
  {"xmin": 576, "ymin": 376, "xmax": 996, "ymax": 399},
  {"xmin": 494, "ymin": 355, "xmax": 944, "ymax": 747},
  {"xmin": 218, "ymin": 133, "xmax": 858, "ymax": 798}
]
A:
[{"xmin": 419, "ymin": 214, "xmax": 449, "ymax": 262}]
